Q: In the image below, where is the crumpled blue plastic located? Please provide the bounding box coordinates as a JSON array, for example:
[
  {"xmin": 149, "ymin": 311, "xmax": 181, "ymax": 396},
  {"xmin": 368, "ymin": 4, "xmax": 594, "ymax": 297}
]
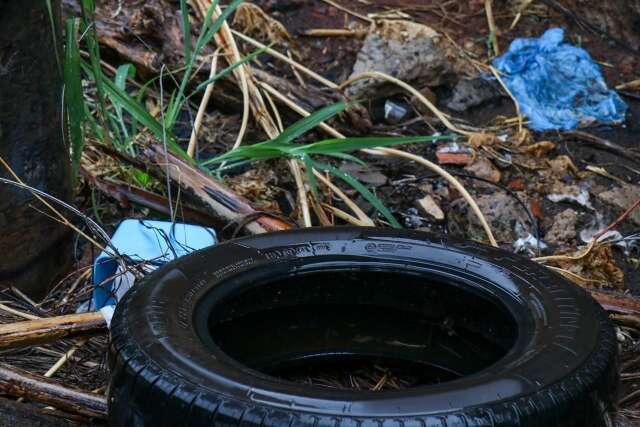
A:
[{"xmin": 492, "ymin": 28, "xmax": 627, "ymax": 131}]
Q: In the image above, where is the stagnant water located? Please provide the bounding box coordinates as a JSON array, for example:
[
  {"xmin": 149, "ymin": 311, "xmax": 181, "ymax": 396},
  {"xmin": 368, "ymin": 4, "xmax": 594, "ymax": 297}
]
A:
[{"xmin": 207, "ymin": 269, "xmax": 517, "ymax": 390}]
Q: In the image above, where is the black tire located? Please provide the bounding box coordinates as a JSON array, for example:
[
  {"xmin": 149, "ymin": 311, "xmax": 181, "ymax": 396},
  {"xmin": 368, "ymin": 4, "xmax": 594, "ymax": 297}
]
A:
[{"xmin": 109, "ymin": 227, "xmax": 618, "ymax": 427}]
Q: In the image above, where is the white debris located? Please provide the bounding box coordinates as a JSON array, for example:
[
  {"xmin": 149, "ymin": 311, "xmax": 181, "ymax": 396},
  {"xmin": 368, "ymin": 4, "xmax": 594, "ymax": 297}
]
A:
[
  {"xmin": 438, "ymin": 142, "xmax": 473, "ymax": 153},
  {"xmin": 547, "ymin": 188, "xmax": 593, "ymax": 210},
  {"xmin": 513, "ymin": 233, "xmax": 548, "ymax": 255}
]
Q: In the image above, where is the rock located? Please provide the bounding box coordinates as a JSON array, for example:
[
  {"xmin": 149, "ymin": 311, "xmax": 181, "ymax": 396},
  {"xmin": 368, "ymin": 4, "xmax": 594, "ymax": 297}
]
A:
[
  {"xmin": 416, "ymin": 195, "xmax": 444, "ymax": 220},
  {"xmin": 445, "ymin": 78, "xmax": 502, "ymax": 112},
  {"xmin": 346, "ymin": 20, "xmax": 455, "ymax": 99},
  {"xmin": 467, "ymin": 192, "xmax": 530, "ymax": 242},
  {"xmin": 464, "ymin": 158, "xmax": 501, "ymax": 183},
  {"xmin": 545, "ymin": 209, "xmax": 578, "ymax": 246},
  {"xmin": 339, "ymin": 163, "xmax": 388, "ymax": 187},
  {"xmin": 598, "ymin": 184, "xmax": 640, "ymax": 226}
]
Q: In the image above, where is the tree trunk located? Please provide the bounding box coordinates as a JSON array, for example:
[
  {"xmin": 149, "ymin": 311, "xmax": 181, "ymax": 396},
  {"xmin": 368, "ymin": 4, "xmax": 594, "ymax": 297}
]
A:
[{"xmin": 0, "ymin": 0, "xmax": 72, "ymax": 298}]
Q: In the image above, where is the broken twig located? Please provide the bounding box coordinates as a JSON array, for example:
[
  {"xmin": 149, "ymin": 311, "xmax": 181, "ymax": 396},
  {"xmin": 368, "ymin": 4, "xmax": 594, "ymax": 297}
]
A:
[
  {"xmin": 0, "ymin": 364, "xmax": 107, "ymax": 419},
  {"xmin": 0, "ymin": 312, "xmax": 106, "ymax": 349}
]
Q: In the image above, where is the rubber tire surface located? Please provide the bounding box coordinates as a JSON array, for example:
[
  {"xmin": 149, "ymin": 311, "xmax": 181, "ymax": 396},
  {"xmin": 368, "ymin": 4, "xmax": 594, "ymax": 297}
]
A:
[{"xmin": 109, "ymin": 227, "xmax": 617, "ymax": 427}]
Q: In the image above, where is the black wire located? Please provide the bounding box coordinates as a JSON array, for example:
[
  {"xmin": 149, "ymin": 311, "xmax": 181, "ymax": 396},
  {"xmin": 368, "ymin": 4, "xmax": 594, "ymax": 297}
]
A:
[{"xmin": 415, "ymin": 172, "xmax": 542, "ymax": 254}]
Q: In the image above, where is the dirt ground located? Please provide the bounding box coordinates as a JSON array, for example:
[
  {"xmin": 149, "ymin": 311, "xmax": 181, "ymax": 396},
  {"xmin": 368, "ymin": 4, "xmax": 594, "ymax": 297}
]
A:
[{"xmin": 1, "ymin": 0, "xmax": 639, "ymax": 425}]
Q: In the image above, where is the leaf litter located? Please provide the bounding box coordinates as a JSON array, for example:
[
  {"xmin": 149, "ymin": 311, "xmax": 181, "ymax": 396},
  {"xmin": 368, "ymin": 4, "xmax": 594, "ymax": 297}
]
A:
[{"xmin": 0, "ymin": 0, "xmax": 639, "ymax": 424}]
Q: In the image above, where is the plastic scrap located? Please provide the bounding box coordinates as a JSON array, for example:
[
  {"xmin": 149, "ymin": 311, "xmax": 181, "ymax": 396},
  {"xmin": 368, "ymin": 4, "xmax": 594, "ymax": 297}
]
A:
[
  {"xmin": 384, "ymin": 100, "xmax": 409, "ymax": 123},
  {"xmin": 92, "ymin": 219, "xmax": 216, "ymax": 314},
  {"xmin": 513, "ymin": 233, "xmax": 547, "ymax": 255},
  {"xmin": 492, "ymin": 28, "xmax": 627, "ymax": 131}
]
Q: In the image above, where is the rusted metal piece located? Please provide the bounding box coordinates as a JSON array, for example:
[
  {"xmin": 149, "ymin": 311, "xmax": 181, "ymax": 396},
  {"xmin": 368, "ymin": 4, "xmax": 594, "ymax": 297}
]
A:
[
  {"xmin": 0, "ymin": 312, "xmax": 106, "ymax": 350},
  {"xmin": 0, "ymin": 363, "xmax": 107, "ymax": 419},
  {"xmin": 0, "ymin": 0, "xmax": 72, "ymax": 298}
]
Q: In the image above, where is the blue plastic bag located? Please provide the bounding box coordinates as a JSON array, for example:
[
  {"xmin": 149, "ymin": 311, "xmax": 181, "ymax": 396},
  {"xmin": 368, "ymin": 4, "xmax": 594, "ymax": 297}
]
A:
[
  {"xmin": 93, "ymin": 219, "xmax": 216, "ymax": 311},
  {"xmin": 492, "ymin": 28, "xmax": 627, "ymax": 131}
]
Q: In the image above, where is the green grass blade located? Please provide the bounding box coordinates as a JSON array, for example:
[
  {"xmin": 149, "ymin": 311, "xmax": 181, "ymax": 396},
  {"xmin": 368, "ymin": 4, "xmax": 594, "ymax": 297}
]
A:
[
  {"xmin": 45, "ymin": 0, "xmax": 62, "ymax": 76},
  {"xmin": 115, "ymin": 64, "xmax": 135, "ymax": 89},
  {"xmin": 167, "ymin": 0, "xmax": 241, "ymax": 130},
  {"xmin": 63, "ymin": 18, "xmax": 85, "ymax": 183},
  {"xmin": 186, "ymin": 45, "xmax": 270, "ymax": 99},
  {"xmin": 272, "ymin": 102, "xmax": 347, "ymax": 145},
  {"xmin": 82, "ymin": 61, "xmax": 190, "ymax": 160},
  {"xmin": 179, "ymin": 0, "xmax": 192, "ymax": 65},
  {"xmin": 294, "ymin": 135, "xmax": 455, "ymax": 156},
  {"xmin": 193, "ymin": 0, "xmax": 220, "ymax": 53},
  {"xmin": 202, "ymin": 144, "xmax": 285, "ymax": 165},
  {"xmin": 322, "ymin": 152, "xmax": 367, "ymax": 166},
  {"xmin": 113, "ymin": 64, "xmax": 135, "ymax": 139},
  {"xmin": 198, "ymin": 0, "xmax": 242, "ymax": 50},
  {"xmin": 313, "ymin": 160, "xmax": 402, "ymax": 228}
]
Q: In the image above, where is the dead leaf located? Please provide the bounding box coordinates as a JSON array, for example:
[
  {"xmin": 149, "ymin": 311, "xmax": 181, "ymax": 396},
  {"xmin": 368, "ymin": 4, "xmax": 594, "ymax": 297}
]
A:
[
  {"xmin": 547, "ymin": 155, "xmax": 579, "ymax": 176},
  {"xmin": 520, "ymin": 141, "xmax": 555, "ymax": 157},
  {"xmin": 340, "ymin": 163, "xmax": 387, "ymax": 187},
  {"xmin": 529, "ymin": 198, "xmax": 543, "ymax": 220},
  {"xmin": 550, "ymin": 245, "xmax": 624, "ymax": 288},
  {"xmin": 510, "ymin": 128, "xmax": 533, "ymax": 147},
  {"xmin": 468, "ymin": 133, "xmax": 497, "ymax": 149},
  {"xmin": 233, "ymin": 3, "xmax": 293, "ymax": 45}
]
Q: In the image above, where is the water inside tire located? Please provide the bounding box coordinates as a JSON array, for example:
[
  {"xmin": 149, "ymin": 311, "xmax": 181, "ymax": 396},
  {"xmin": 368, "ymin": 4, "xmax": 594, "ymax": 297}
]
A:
[{"xmin": 207, "ymin": 269, "xmax": 518, "ymax": 391}]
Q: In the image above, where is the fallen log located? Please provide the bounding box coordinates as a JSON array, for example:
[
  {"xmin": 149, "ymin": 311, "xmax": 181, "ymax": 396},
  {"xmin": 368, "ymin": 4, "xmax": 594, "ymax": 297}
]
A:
[
  {"xmin": 0, "ymin": 312, "xmax": 106, "ymax": 350},
  {"xmin": 0, "ymin": 364, "xmax": 107, "ymax": 419}
]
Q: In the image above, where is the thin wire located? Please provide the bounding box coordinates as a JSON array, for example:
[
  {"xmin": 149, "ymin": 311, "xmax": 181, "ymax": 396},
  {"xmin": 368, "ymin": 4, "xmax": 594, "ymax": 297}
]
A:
[
  {"xmin": 158, "ymin": 65, "xmax": 175, "ymax": 222},
  {"xmin": 0, "ymin": 178, "xmax": 114, "ymax": 252}
]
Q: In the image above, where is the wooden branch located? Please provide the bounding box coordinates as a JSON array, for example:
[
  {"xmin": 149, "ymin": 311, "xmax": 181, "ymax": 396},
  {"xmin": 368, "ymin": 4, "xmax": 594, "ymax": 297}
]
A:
[
  {"xmin": 82, "ymin": 169, "xmax": 217, "ymax": 227},
  {"xmin": 90, "ymin": 141, "xmax": 292, "ymax": 235},
  {"xmin": 0, "ymin": 364, "xmax": 107, "ymax": 419},
  {"xmin": 0, "ymin": 312, "xmax": 106, "ymax": 349},
  {"xmin": 140, "ymin": 145, "xmax": 291, "ymax": 234},
  {"xmin": 565, "ymin": 131, "xmax": 640, "ymax": 162}
]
